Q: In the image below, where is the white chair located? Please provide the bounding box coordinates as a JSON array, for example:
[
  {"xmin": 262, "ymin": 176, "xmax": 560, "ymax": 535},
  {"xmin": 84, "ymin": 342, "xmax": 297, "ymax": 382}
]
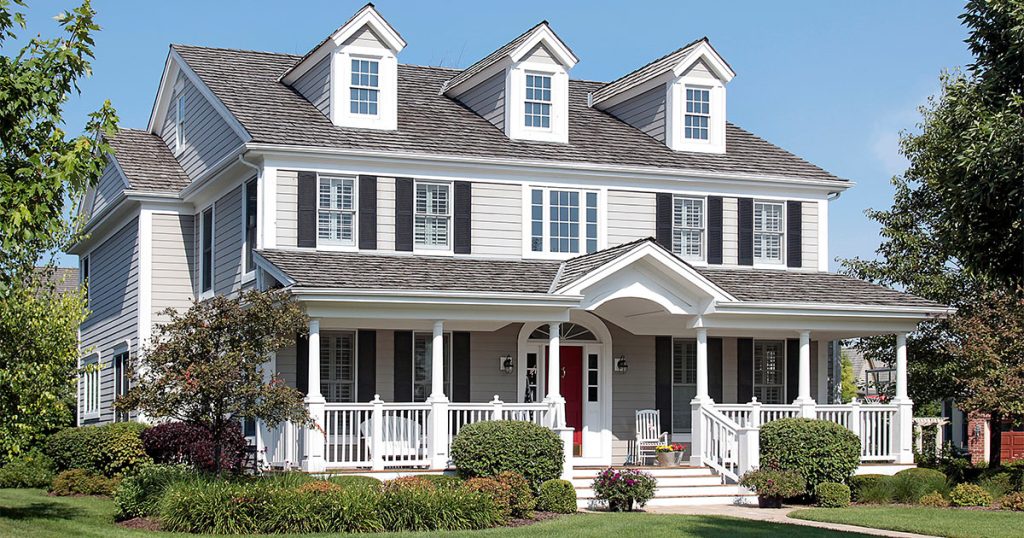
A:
[{"xmin": 635, "ymin": 409, "xmax": 669, "ymax": 466}]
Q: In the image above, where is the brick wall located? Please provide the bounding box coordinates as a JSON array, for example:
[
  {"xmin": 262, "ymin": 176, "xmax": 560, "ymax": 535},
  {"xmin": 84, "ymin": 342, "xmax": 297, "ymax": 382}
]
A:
[{"xmin": 968, "ymin": 411, "xmax": 990, "ymax": 465}]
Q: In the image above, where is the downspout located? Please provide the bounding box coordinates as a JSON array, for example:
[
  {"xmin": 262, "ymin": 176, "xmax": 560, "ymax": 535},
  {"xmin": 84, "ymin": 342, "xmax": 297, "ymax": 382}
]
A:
[
  {"xmin": 827, "ymin": 191, "xmax": 842, "ymax": 202},
  {"xmin": 237, "ymin": 151, "xmax": 263, "ymax": 263}
]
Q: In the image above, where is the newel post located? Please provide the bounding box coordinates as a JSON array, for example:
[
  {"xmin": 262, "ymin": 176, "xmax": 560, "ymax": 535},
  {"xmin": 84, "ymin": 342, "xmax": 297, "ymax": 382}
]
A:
[
  {"xmin": 491, "ymin": 395, "xmax": 504, "ymax": 421},
  {"xmin": 371, "ymin": 394, "xmax": 384, "ymax": 471},
  {"xmin": 736, "ymin": 427, "xmax": 760, "ymax": 477}
]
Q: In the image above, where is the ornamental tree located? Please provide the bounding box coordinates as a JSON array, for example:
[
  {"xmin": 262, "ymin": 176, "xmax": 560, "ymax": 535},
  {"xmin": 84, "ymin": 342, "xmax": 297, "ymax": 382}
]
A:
[{"xmin": 116, "ymin": 289, "xmax": 311, "ymax": 473}]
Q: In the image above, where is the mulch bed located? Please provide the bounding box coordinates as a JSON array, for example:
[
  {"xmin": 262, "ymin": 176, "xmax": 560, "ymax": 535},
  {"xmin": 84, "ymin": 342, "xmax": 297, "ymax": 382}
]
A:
[
  {"xmin": 506, "ymin": 511, "xmax": 565, "ymax": 527},
  {"xmin": 118, "ymin": 517, "xmax": 161, "ymax": 531}
]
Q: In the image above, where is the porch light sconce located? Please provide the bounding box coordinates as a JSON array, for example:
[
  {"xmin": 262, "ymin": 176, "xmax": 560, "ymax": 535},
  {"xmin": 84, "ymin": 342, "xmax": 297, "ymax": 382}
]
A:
[
  {"xmin": 499, "ymin": 355, "xmax": 514, "ymax": 374},
  {"xmin": 614, "ymin": 355, "xmax": 628, "ymax": 374}
]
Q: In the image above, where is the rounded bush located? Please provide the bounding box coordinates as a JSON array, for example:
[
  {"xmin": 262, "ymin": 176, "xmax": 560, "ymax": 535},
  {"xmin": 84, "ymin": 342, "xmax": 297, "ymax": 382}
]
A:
[
  {"xmin": 1001, "ymin": 491, "xmax": 1024, "ymax": 511},
  {"xmin": 949, "ymin": 483, "xmax": 993, "ymax": 507},
  {"xmin": 114, "ymin": 463, "xmax": 195, "ymax": 520},
  {"xmin": 760, "ymin": 418, "xmax": 860, "ymax": 494},
  {"xmin": 496, "ymin": 471, "xmax": 535, "ymax": 518},
  {"xmin": 538, "ymin": 479, "xmax": 577, "ymax": 513},
  {"xmin": 890, "ymin": 468, "xmax": 948, "ymax": 503},
  {"xmin": 44, "ymin": 423, "xmax": 150, "ymax": 477},
  {"xmin": 464, "ymin": 477, "xmax": 512, "ymax": 522},
  {"xmin": 848, "ymin": 474, "xmax": 890, "ymax": 502},
  {"xmin": 100, "ymin": 422, "xmax": 151, "ymax": 476},
  {"xmin": 920, "ymin": 491, "xmax": 949, "ymax": 507},
  {"xmin": 44, "ymin": 426, "xmax": 104, "ymax": 473},
  {"xmin": 0, "ymin": 450, "xmax": 54, "ymax": 488},
  {"xmin": 450, "ymin": 420, "xmax": 563, "ymax": 488},
  {"xmin": 141, "ymin": 421, "xmax": 246, "ymax": 473},
  {"xmin": 49, "ymin": 468, "xmax": 120, "ymax": 496},
  {"xmin": 814, "ymin": 482, "xmax": 851, "ymax": 508}
]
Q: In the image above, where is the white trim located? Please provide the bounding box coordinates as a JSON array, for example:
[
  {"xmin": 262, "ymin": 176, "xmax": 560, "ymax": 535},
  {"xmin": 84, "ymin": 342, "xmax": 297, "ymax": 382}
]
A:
[
  {"xmin": 198, "ymin": 204, "xmax": 216, "ymax": 299},
  {"xmin": 506, "ymin": 61, "xmax": 569, "ymax": 143},
  {"xmin": 241, "ymin": 176, "xmax": 258, "ymax": 281},
  {"xmin": 137, "ymin": 208, "xmax": 153, "ymax": 348},
  {"xmin": 667, "ymin": 73, "xmax": 726, "ymax": 154},
  {"xmin": 80, "ymin": 254, "xmax": 91, "ymax": 310},
  {"xmin": 752, "ymin": 200, "xmax": 785, "ymax": 265},
  {"xmin": 522, "ymin": 185, "xmax": 602, "ymax": 259},
  {"xmin": 818, "ymin": 199, "xmax": 830, "ymax": 272},
  {"xmin": 412, "ymin": 179, "xmax": 454, "ymax": 254},
  {"xmin": 174, "ymin": 94, "xmax": 186, "ymax": 156},
  {"xmin": 508, "ymin": 24, "xmax": 579, "ymax": 68},
  {"xmin": 80, "ymin": 352, "xmax": 101, "ymax": 421},
  {"xmin": 316, "ymin": 174, "xmax": 358, "ymax": 248}
]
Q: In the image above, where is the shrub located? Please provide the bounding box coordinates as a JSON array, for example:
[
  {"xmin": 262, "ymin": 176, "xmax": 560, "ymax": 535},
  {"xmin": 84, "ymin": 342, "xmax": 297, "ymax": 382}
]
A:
[
  {"xmin": 890, "ymin": 468, "xmax": 948, "ymax": 504},
  {"xmin": 857, "ymin": 478, "xmax": 895, "ymax": 504},
  {"xmin": 538, "ymin": 479, "xmax": 577, "ymax": 513},
  {"xmin": 0, "ymin": 450, "xmax": 54, "ymax": 488},
  {"xmin": 141, "ymin": 421, "xmax": 247, "ymax": 473},
  {"xmin": 326, "ymin": 474, "xmax": 382, "ymax": 490},
  {"xmin": 592, "ymin": 468, "xmax": 657, "ymax": 511},
  {"xmin": 44, "ymin": 426, "xmax": 103, "ymax": 472},
  {"xmin": 760, "ymin": 418, "xmax": 860, "ymax": 494},
  {"xmin": 980, "ymin": 472, "xmax": 1014, "ymax": 499},
  {"xmin": 114, "ymin": 464, "xmax": 195, "ymax": 520},
  {"xmin": 848, "ymin": 474, "xmax": 890, "ymax": 502},
  {"xmin": 382, "ymin": 475, "xmax": 435, "ymax": 492},
  {"xmin": 1001, "ymin": 491, "xmax": 1024, "ymax": 511},
  {"xmin": 44, "ymin": 423, "xmax": 150, "ymax": 477},
  {"xmin": 450, "ymin": 420, "xmax": 563, "ymax": 489},
  {"xmin": 296, "ymin": 480, "xmax": 341, "ymax": 494},
  {"xmin": 378, "ymin": 483, "xmax": 501, "ymax": 532},
  {"xmin": 815, "ymin": 482, "xmax": 851, "ymax": 507},
  {"xmin": 464, "ymin": 477, "xmax": 512, "ymax": 522},
  {"xmin": 739, "ymin": 468, "xmax": 805, "ymax": 500},
  {"xmin": 920, "ymin": 491, "xmax": 949, "ymax": 507},
  {"xmin": 496, "ymin": 471, "xmax": 535, "ymax": 518},
  {"xmin": 49, "ymin": 469, "xmax": 120, "ymax": 496},
  {"xmin": 418, "ymin": 474, "xmax": 462, "ymax": 489},
  {"xmin": 949, "ymin": 483, "xmax": 993, "ymax": 507}
]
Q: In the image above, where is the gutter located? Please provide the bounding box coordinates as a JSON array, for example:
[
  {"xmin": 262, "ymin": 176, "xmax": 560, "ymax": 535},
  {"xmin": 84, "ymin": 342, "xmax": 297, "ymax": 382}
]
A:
[{"xmin": 713, "ymin": 301, "xmax": 953, "ymax": 317}]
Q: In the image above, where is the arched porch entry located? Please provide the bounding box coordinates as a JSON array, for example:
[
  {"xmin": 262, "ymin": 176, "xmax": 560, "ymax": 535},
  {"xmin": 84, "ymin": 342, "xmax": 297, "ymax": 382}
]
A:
[{"xmin": 517, "ymin": 310, "xmax": 613, "ymax": 465}]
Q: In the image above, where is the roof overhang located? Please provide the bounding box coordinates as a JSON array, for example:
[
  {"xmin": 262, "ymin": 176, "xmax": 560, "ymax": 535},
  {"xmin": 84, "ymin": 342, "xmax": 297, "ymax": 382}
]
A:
[
  {"xmin": 509, "ymin": 23, "xmax": 578, "ymax": 68},
  {"xmin": 671, "ymin": 40, "xmax": 735, "ymax": 83}
]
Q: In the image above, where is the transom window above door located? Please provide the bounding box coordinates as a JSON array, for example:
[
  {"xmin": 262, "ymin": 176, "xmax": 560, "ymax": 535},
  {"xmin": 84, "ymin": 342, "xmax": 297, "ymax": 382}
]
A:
[
  {"xmin": 528, "ymin": 322, "xmax": 598, "ymax": 342},
  {"xmin": 529, "ymin": 187, "xmax": 598, "ymax": 256},
  {"xmin": 414, "ymin": 181, "xmax": 451, "ymax": 249},
  {"xmin": 318, "ymin": 176, "xmax": 356, "ymax": 246}
]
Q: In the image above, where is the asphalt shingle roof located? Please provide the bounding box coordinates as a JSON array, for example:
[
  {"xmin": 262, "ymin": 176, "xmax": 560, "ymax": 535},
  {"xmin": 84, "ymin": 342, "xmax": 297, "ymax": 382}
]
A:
[
  {"xmin": 591, "ymin": 38, "xmax": 705, "ymax": 104},
  {"xmin": 172, "ymin": 44, "xmax": 844, "ymax": 183},
  {"xmin": 554, "ymin": 238, "xmax": 653, "ymax": 290},
  {"xmin": 442, "ymin": 21, "xmax": 547, "ymax": 92},
  {"xmin": 107, "ymin": 128, "xmax": 190, "ymax": 193}
]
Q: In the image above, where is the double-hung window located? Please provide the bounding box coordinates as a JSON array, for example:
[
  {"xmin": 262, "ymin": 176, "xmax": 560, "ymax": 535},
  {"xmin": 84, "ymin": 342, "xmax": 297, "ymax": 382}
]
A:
[
  {"xmin": 672, "ymin": 339, "xmax": 698, "ymax": 433},
  {"xmin": 318, "ymin": 176, "xmax": 356, "ymax": 246},
  {"xmin": 524, "ymin": 73, "xmax": 552, "ymax": 128},
  {"xmin": 753, "ymin": 201, "xmax": 784, "ymax": 263},
  {"xmin": 175, "ymin": 94, "xmax": 186, "ymax": 154},
  {"xmin": 414, "ymin": 182, "xmax": 451, "ymax": 249},
  {"xmin": 350, "ymin": 58, "xmax": 379, "ymax": 116},
  {"xmin": 113, "ymin": 350, "xmax": 130, "ymax": 422},
  {"xmin": 530, "ymin": 187, "xmax": 598, "ymax": 255},
  {"xmin": 754, "ymin": 340, "xmax": 785, "ymax": 404},
  {"xmin": 244, "ymin": 178, "xmax": 257, "ymax": 274},
  {"xmin": 80, "ymin": 354, "xmax": 100, "ymax": 420},
  {"xmin": 673, "ymin": 197, "xmax": 704, "ymax": 260},
  {"xmin": 412, "ymin": 333, "xmax": 451, "ymax": 402},
  {"xmin": 200, "ymin": 207, "xmax": 214, "ymax": 295},
  {"xmin": 320, "ymin": 332, "xmax": 356, "ymax": 403},
  {"xmin": 684, "ymin": 87, "xmax": 710, "ymax": 140}
]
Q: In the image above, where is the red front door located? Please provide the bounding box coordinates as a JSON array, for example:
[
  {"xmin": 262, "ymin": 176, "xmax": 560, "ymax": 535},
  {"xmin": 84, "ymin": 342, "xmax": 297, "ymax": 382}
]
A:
[{"xmin": 547, "ymin": 346, "xmax": 584, "ymax": 455}]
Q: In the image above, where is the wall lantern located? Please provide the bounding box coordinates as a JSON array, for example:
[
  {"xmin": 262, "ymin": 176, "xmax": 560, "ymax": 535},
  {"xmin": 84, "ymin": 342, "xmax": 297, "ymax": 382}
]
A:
[
  {"xmin": 614, "ymin": 355, "xmax": 629, "ymax": 374},
  {"xmin": 499, "ymin": 355, "xmax": 514, "ymax": 374}
]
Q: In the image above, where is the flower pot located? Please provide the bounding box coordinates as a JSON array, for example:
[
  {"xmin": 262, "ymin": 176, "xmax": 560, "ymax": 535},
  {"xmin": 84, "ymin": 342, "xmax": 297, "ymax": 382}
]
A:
[
  {"xmin": 656, "ymin": 452, "xmax": 675, "ymax": 467},
  {"xmin": 674, "ymin": 447, "xmax": 691, "ymax": 465},
  {"xmin": 608, "ymin": 499, "xmax": 634, "ymax": 512},
  {"xmin": 758, "ymin": 496, "xmax": 783, "ymax": 509}
]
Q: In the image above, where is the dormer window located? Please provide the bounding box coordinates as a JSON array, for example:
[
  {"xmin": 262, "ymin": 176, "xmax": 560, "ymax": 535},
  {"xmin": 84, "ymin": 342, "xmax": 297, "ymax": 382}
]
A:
[
  {"xmin": 174, "ymin": 94, "xmax": 186, "ymax": 154},
  {"xmin": 684, "ymin": 88, "xmax": 710, "ymax": 140},
  {"xmin": 350, "ymin": 58, "xmax": 379, "ymax": 116},
  {"xmin": 524, "ymin": 73, "xmax": 552, "ymax": 129}
]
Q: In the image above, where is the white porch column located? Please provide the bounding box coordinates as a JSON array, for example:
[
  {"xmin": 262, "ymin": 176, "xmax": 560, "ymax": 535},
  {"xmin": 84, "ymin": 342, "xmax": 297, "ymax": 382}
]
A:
[
  {"xmin": 796, "ymin": 330, "xmax": 816, "ymax": 418},
  {"xmin": 302, "ymin": 319, "xmax": 326, "ymax": 472},
  {"xmin": 545, "ymin": 322, "xmax": 562, "ymax": 405},
  {"xmin": 429, "ymin": 320, "xmax": 450, "ymax": 469},
  {"xmin": 690, "ymin": 327, "xmax": 710, "ymax": 466},
  {"xmin": 893, "ymin": 332, "xmax": 914, "ymax": 463},
  {"xmin": 695, "ymin": 328, "xmax": 709, "ymax": 401}
]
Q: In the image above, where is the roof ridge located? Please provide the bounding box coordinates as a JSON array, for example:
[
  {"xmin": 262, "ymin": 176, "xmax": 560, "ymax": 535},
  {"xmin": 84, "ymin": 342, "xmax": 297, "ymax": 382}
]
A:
[
  {"xmin": 173, "ymin": 43, "xmax": 300, "ymax": 59},
  {"xmin": 594, "ymin": 37, "xmax": 705, "ymax": 93}
]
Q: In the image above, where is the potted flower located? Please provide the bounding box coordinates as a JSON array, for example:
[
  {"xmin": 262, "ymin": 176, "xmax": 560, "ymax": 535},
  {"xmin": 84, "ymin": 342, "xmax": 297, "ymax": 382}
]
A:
[
  {"xmin": 738, "ymin": 467, "xmax": 805, "ymax": 508},
  {"xmin": 671, "ymin": 443, "xmax": 690, "ymax": 465},
  {"xmin": 655, "ymin": 445, "xmax": 676, "ymax": 466},
  {"xmin": 592, "ymin": 468, "xmax": 657, "ymax": 511}
]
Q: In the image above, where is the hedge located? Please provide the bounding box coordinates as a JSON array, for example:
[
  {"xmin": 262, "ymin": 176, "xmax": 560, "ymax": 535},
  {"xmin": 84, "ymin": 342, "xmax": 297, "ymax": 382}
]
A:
[
  {"xmin": 890, "ymin": 468, "xmax": 948, "ymax": 503},
  {"xmin": 44, "ymin": 423, "xmax": 150, "ymax": 477},
  {"xmin": 450, "ymin": 420, "xmax": 563, "ymax": 489},
  {"xmin": 0, "ymin": 450, "xmax": 54, "ymax": 488},
  {"xmin": 49, "ymin": 469, "xmax": 121, "ymax": 496},
  {"xmin": 848, "ymin": 474, "xmax": 889, "ymax": 502},
  {"xmin": 759, "ymin": 418, "xmax": 860, "ymax": 493}
]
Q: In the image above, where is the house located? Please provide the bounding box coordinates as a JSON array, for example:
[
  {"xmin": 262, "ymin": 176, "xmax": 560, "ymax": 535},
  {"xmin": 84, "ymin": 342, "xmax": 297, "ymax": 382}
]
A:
[{"xmin": 70, "ymin": 4, "xmax": 949, "ymax": 505}]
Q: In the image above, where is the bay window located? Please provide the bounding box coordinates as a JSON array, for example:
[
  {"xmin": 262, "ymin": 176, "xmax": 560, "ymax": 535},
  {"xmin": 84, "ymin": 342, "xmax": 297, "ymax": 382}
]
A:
[
  {"xmin": 753, "ymin": 201, "xmax": 784, "ymax": 263},
  {"xmin": 529, "ymin": 187, "xmax": 598, "ymax": 255}
]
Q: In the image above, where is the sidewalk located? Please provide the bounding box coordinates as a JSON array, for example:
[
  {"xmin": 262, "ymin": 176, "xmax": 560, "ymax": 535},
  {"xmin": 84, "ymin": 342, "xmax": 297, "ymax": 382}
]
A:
[{"xmin": 646, "ymin": 505, "xmax": 938, "ymax": 538}]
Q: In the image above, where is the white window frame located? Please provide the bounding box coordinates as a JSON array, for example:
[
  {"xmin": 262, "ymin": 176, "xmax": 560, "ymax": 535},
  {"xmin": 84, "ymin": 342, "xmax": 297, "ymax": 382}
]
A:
[
  {"xmin": 753, "ymin": 201, "xmax": 785, "ymax": 265},
  {"xmin": 413, "ymin": 180, "xmax": 452, "ymax": 252},
  {"xmin": 199, "ymin": 205, "xmax": 215, "ymax": 299},
  {"xmin": 348, "ymin": 56, "xmax": 381, "ymax": 118},
  {"xmin": 316, "ymin": 175, "xmax": 358, "ymax": 249},
  {"xmin": 412, "ymin": 332, "xmax": 452, "ymax": 402},
  {"xmin": 242, "ymin": 177, "xmax": 258, "ymax": 279},
  {"xmin": 671, "ymin": 339, "xmax": 698, "ymax": 434},
  {"xmin": 672, "ymin": 196, "xmax": 705, "ymax": 261},
  {"xmin": 753, "ymin": 340, "xmax": 786, "ymax": 404},
  {"xmin": 321, "ymin": 331, "xmax": 357, "ymax": 403},
  {"xmin": 683, "ymin": 86, "xmax": 711, "ymax": 141},
  {"xmin": 523, "ymin": 71, "xmax": 553, "ymax": 131},
  {"xmin": 80, "ymin": 353, "xmax": 101, "ymax": 420},
  {"xmin": 525, "ymin": 186, "xmax": 601, "ymax": 259},
  {"xmin": 113, "ymin": 347, "xmax": 130, "ymax": 422},
  {"xmin": 175, "ymin": 94, "xmax": 186, "ymax": 156}
]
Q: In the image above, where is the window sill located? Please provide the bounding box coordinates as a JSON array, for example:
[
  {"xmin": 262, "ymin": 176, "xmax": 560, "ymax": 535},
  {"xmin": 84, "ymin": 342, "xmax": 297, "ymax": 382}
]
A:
[
  {"xmin": 199, "ymin": 290, "xmax": 215, "ymax": 301},
  {"xmin": 241, "ymin": 271, "xmax": 256, "ymax": 284},
  {"xmin": 80, "ymin": 411, "xmax": 100, "ymax": 421},
  {"xmin": 752, "ymin": 261, "xmax": 786, "ymax": 270}
]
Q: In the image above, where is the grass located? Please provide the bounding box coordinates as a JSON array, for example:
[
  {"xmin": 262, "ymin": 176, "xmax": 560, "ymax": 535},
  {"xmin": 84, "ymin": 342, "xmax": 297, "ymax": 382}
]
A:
[
  {"xmin": 0, "ymin": 488, "xmax": 871, "ymax": 537},
  {"xmin": 791, "ymin": 505, "xmax": 1024, "ymax": 538}
]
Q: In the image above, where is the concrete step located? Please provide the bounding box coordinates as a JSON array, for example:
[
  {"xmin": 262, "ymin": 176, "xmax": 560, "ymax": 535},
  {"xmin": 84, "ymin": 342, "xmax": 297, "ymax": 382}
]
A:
[
  {"xmin": 572, "ymin": 467, "xmax": 714, "ymax": 479},
  {"xmin": 576, "ymin": 484, "xmax": 746, "ymax": 499},
  {"xmin": 571, "ymin": 474, "xmax": 722, "ymax": 489}
]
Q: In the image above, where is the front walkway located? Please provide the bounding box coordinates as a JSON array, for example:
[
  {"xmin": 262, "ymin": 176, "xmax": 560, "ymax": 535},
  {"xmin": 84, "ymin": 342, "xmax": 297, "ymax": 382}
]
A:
[{"xmin": 646, "ymin": 505, "xmax": 937, "ymax": 538}]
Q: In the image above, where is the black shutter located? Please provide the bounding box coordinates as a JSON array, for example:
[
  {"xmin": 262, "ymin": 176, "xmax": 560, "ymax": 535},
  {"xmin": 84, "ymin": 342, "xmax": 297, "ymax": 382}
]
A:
[
  {"xmin": 707, "ymin": 196, "xmax": 723, "ymax": 264},
  {"xmin": 296, "ymin": 334, "xmax": 309, "ymax": 395},
  {"xmin": 395, "ymin": 178, "xmax": 413, "ymax": 252},
  {"xmin": 297, "ymin": 171, "xmax": 317, "ymax": 248},
  {"xmin": 451, "ymin": 332, "xmax": 471, "ymax": 402},
  {"xmin": 709, "ymin": 337, "xmax": 723, "ymax": 403},
  {"xmin": 738, "ymin": 198, "xmax": 753, "ymax": 266},
  {"xmin": 393, "ymin": 331, "xmax": 413, "ymax": 402},
  {"xmin": 786, "ymin": 339, "xmax": 800, "ymax": 404},
  {"xmin": 357, "ymin": 330, "xmax": 376, "ymax": 402},
  {"xmin": 454, "ymin": 181, "xmax": 472, "ymax": 254},
  {"xmin": 737, "ymin": 338, "xmax": 753, "ymax": 403},
  {"xmin": 655, "ymin": 193, "xmax": 673, "ymax": 250},
  {"xmin": 359, "ymin": 176, "xmax": 377, "ymax": 250},
  {"xmin": 787, "ymin": 201, "xmax": 802, "ymax": 268},
  {"xmin": 655, "ymin": 336, "xmax": 673, "ymax": 434}
]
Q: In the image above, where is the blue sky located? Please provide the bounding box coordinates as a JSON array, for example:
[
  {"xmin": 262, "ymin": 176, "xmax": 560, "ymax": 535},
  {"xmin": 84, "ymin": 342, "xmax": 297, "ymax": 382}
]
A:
[{"xmin": 30, "ymin": 0, "xmax": 971, "ymax": 269}]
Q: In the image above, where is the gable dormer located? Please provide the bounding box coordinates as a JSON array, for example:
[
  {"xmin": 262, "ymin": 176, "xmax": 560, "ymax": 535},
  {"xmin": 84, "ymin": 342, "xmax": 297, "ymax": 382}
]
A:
[
  {"xmin": 593, "ymin": 38, "xmax": 735, "ymax": 154},
  {"xmin": 281, "ymin": 3, "xmax": 406, "ymax": 131},
  {"xmin": 443, "ymin": 22, "xmax": 578, "ymax": 144}
]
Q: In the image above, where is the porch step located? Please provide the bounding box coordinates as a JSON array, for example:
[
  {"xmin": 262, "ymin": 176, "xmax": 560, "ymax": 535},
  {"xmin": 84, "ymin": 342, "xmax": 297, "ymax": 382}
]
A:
[
  {"xmin": 572, "ymin": 466, "xmax": 713, "ymax": 479},
  {"xmin": 570, "ymin": 475, "xmax": 722, "ymax": 489},
  {"xmin": 572, "ymin": 466, "xmax": 756, "ymax": 508}
]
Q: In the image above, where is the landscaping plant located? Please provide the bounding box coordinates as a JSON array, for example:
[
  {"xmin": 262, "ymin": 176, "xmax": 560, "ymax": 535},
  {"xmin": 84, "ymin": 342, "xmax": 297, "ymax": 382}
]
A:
[
  {"xmin": 848, "ymin": 474, "xmax": 889, "ymax": 502},
  {"xmin": 49, "ymin": 468, "xmax": 120, "ymax": 496},
  {"xmin": 496, "ymin": 471, "xmax": 536, "ymax": 518},
  {"xmin": 464, "ymin": 477, "xmax": 513, "ymax": 522},
  {"xmin": 920, "ymin": 491, "xmax": 949, "ymax": 507},
  {"xmin": 113, "ymin": 463, "xmax": 195, "ymax": 520},
  {"xmin": 815, "ymin": 482, "xmax": 851, "ymax": 508},
  {"xmin": 889, "ymin": 467, "xmax": 948, "ymax": 504},
  {"xmin": 44, "ymin": 423, "xmax": 150, "ymax": 477},
  {"xmin": 538, "ymin": 478, "xmax": 577, "ymax": 513},
  {"xmin": 0, "ymin": 450, "xmax": 54, "ymax": 488},
  {"xmin": 1001, "ymin": 491, "xmax": 1024, "ymax": 511},
  {"xmin": 140, "ymin": 421, "xmax": 247, "ymax": 473},
  {"xmin": 739, "ymin": 467, "xmax": 805, "ymax": 508},
  {"xmin": 450, "ymin": 420, "xmax": 563, "ymax": 489},
  {"xmin": 759, "ymin": 418, "xmax": 860, "ymax": 494},
  {"xmin": 949, "ymin": 483, "xmax": 994, "ymax": 507},
  {"xmin": 326, "ymin": 474, "xmax": 382, "ymax": 490},
  {"xmin": 592, "ymin": 468, "xmax": 656, "ymax": 511}
]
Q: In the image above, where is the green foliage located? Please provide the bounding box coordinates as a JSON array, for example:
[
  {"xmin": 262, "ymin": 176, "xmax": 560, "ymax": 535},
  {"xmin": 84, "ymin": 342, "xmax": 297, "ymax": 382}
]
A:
[
  {"xmin": 463, "ymin": 477, "xmax": 512, "ymax": 523},
  {"xmin": 0, "ymin": 450, "xmax": 54, "ymax": 488},
  {"xmin": 980, "ymin": 472, "xmax": 1015, "ymax": 499},
  {"xmin": 920, "ymin": 491, "xmax": 949, "ymax": 507},
  {"xmin": 815, "ymin": 482, "xmax": 851, "ymax": 508},
  {"xmin": 759, "ymin": 419, "xmax": 861, "ymax": 493},
  {"xmin": 417, "ymin": 474, "xmax": 462, "ymax": 489},
  {"xmin": 740, "ymin": 468, "xmax": 805, "ymax": 499},
  {"xmin": 538, "ymin": 479, "xmax": 577, "ymax": 513},
  {"xmin": 49, "ymin": 468, "xmax": 119, "ymax": 496},
  {"xmin": 848, "ymin": 474, "xmax": 889, "ymax": 502},
  {"xmin": 377, "ymin": 482, "xmax": 501, "ymax": 532},
  {"xmin": 839, "ymin": 352, "xmax": 858, "ymax": 403},
  {"xmin": 1001, "ymin": 491, "xmax": 1024, "ymax": 511},
  {"xmin": 113, "ymin": 464, "xmax": 194, "ymax": 520},
  {"xmin": 43, "ymin": 423, "xmax": 150, "ymax": 477},
  {"xmin": 592, "ymin": 468, "xmax": 657, "ymax": 511},
  {"xmin": 890, "ymin": 468, "xmax": 948, "ymax": 504},
  {"xmin": 496, "ymin": 471, "xmax": 535, "ymax": 519},
  {"xmin": 326, "ymin": 474, "xmax": 382, "ymax": 490},
  {"xmin": 949, "ymin": 483, "xmax": 993, "ymax": 507},
  {"xmin": 857, "ymin": 478, "xmax": 895, "ymax": 504},
  {"xmin": 117, "ymin": 289, "xmax": 310, "ymax": 472},
  {"xmin": 450, "ymin": 420, "xmax": 564, "ymax": 489}
]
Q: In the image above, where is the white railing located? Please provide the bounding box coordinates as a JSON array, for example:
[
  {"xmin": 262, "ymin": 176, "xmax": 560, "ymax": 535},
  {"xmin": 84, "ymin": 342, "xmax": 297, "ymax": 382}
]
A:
[
  {"xmin": 448, "ymin": 397, "xmax": 552, "ymax": 446},
  {"xmin": 859, "ymin": 405, "xmax": 897, "ymax": 461},
  {"xmin": 815, "ymin": 405, "xmax": 853, "ymax": 429},
  {"xmin": 260, "ymin": 420, "xmax": 300, "ymax": 469},
  {"xmin": 760, "ymin": 405, "xmax": 800, "ymax": 424},
  {"xmin": 697, "ymin": 405, "xmax": 759, "ymax": 482}
]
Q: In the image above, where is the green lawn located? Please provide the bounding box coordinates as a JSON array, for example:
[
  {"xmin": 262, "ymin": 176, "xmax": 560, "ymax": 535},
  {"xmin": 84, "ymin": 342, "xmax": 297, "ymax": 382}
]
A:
[
  {"xmin": 0, "ymin": 488, "xmax": 870, "ymax": 537},
  {"xmin": 791, "ymin": 506, "xmax": 1024, "ymax": 538}
]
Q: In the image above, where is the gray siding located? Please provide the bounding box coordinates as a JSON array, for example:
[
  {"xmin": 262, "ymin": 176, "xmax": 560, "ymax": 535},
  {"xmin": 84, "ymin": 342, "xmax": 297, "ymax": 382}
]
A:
[
  {"xmin": 802, "ymin": 202, "xmax": 819, "ymax": 270},
  {"xmin": 276, "ymin": 170, "xmax": 298, "ymax": 249},
  {"xmin": 722, "ymin": 197, "xmax": 738, "ymax": 265},
  {"xmin": 375, "ymin": 330, "xmax": 394, "ymax": 401},
  {"xmin": 377, "ymin": 177, "xmax": 396, "ymax": 251},
  {"xmin": 609, "ymin": 324, "xmax": 656, "ymax": 444},
  {"xmin": 277, "ymin": 344, "xmax": 297, "ymax": 389},
  {"xmin": 471, "ymin": 183, "xmax": 521, "ymax": 257},
  {"xmin": 682, "ymin": 59, "xmax": 717, "ymax": 80},
  {"xmin": 162, "ymin": 71, "xmax": 243, "ymax": 178},
  {"xmin": 342, "ymin": 26, "xmax": 387, "ymax": 49},
  {"xmin": 458, "ymin": 71, "xmax": 505, "ymax": 132},
  {"xmin": 521, "ymin": 43, "xmax": 558, "ymax": 66},
  {"xmin": 607, "ymin": 190, "xmax": 656, "ymax": 246},
  {"xmin": 294, "ymin": 55, "xmax": 330, "ymax": 118},
  {"xmin": 213, "ymin": 185, "xmax": 243, "ymax": 296},
  {"xmin": 151, "ymin": 213, "xmax": 195, "ymax": 323},
  {"xmin": 468, "ymin": 324, "xmax": 520, "ymax": 403},
  {"xmin": 92, "ymin": 162, "xmax": 127, "ymax": 218},
  {"xmin": 606, "ymin": 85, "xmax": 666, "ymax": 143},
  {"xmin": 80, "ymin": 216, "xmax": 139, "ymax": 425}
]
